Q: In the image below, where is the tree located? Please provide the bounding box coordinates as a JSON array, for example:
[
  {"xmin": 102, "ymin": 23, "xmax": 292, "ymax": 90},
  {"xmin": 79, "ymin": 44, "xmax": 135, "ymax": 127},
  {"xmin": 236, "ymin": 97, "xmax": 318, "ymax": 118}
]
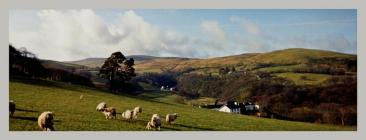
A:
[
  {"xmin": 231, "ymin": 67, "xmax": 236, "ymax": 72},
  {"xmin": 9, "ymin": 44, "xmax": 48, "ymax": 78},
  {"xmin": 98, "ymin": 52, "xmax": 136, "ymax": 90}
]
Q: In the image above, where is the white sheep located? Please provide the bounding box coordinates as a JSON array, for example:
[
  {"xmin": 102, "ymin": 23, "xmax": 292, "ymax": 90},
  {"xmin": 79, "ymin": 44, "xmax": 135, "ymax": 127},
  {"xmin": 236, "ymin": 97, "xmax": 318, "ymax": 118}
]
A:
[
  {"xmin": 256, "ymin": 112, "xmax": 261, "ymax": 117},
  {"xmin": 38, "ymin": 111, "xmax": 55, "ymax": 131},
  {"xmin": 146, "ymin": 114, "xmax": 161, "ymax": 131},
  {"xmin": 165, "ymin": 113, "xmax": 178, "ymax": 124},
  {"xmin": 96, "ymin": 102, "xmax": 107, "ymax": 112},
  {"xmin": 132, "ymin": 106, "xmax": 142, "ymax": 119},
  {"xmin": 102, "ymin": 107, "xmax": 116, "ymax": 119},
  {"xmin": 121, "ymin": 109, "xmax": 133, "ymax": 121},
  {"xmin": 9, "ymin": 100, "xmax": 16, "ymax": 117}
]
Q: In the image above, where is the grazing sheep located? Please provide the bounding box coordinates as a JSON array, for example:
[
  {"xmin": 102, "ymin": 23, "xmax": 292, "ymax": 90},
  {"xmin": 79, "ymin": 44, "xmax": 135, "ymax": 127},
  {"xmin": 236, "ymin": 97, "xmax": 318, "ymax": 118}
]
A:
[
  {"xmin": 9, "ymin": 100, "xmax": 16, "ymax": 117},
  {"xmin": 96, "ymin": 102, "xmax": 107, "ymax": 112},
  {"xmin": 102, "ymin": 107, "xmax": 117, "ymax": 119},
  {"xmin": 165, "ymin": 113, "xmax": 178, "ymax": 124},
  {"xmin": 132, "ymin": 106, "xmax": 142, "ymax": 119},
  {"xmin": 146, "ymin": 114, "xmax": 161, "ymax": 131},
  {"xmin": 256, "ymin": 112, "xmax": 261, "ymax": 117},
  {"xmin": 80, "ymin": 95, "xmax": 83, "ymax": 100},
  {"xmin": 121, "ymin": 110, "xmax": 133, "ymax": 121},
  {"xmin": 38, "ymin": 111, "xmax": 55, "ymax": 131}
]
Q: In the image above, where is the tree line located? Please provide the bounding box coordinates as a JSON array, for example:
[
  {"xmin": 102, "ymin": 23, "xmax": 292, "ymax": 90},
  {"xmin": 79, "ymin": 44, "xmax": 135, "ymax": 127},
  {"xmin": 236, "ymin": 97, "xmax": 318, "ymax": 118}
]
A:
[
  {"xmin": 176, "ymin": 71, "xmax": 356, "ymax": 125},
  {"xmin": 10, "ymin": 44, "xmax": 94, "ymax": 87}
]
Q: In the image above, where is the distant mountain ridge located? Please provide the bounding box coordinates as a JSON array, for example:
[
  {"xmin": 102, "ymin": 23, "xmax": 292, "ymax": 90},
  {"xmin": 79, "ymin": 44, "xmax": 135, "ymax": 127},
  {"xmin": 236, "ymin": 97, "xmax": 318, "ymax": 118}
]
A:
[
  {"xmin": 58, "ymin": 48, "xmax": 356, "ymax": 74},
  {"xmin": 65, "ymin": 55, "xmax": 193, "ymax": 68}
]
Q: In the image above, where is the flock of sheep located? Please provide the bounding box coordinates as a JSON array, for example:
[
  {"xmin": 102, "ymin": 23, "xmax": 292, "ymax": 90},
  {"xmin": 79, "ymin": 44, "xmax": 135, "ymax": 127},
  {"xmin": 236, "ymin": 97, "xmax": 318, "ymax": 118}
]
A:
[
  {"xmin": 9, "ymin": 100, "xmax": 178, "ymax": 131},
  {"xmin": 96, "ymin": 102, "xmax": 178, "ymax": 131}
]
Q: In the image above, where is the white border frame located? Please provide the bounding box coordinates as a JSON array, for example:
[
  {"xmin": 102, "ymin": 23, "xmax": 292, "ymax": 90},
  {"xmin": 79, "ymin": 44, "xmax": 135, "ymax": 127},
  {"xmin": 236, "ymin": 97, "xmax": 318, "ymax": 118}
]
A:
[{"xmin": 1, "ymin": 0, "xmax": 365, "ymax": 140}]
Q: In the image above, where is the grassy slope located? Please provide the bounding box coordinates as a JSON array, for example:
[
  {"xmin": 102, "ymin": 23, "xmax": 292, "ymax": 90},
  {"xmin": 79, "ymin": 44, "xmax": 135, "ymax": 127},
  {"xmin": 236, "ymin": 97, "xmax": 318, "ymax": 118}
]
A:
[
  {"xmin": 134, "ymin": 58, "xmax": 191, "ymax": 73},
  {"xmin": 275, "ymin": 73, "xmax": 332, "ymax": 85},
  {"xmin": 9, "ymin": 79, "xmax": 354, "ymax": 131},
  {"xmin": 133, "ymin": 48, "xmax": 355, "ymax": 75},
  {"xmin": 63, "ymin": 48, "xmax": 355, "ymax": 74},
  {"xmin": 65, "ymin": 58, "xmax": 106, "ymax": 68},
  {"xmin": 246, "ymin": 48, "xmax": 355, "ymax": 65},
  {"xmin": 254, "ymin": 64, "xmax": 306, "ymax": 73},
  {"xmin": 60, "ymin": 48, "xmax": 356, "ymax": 84},
  {"xmin": 42, "ymin": 60, "xmax": 88, "ymax": 71}
]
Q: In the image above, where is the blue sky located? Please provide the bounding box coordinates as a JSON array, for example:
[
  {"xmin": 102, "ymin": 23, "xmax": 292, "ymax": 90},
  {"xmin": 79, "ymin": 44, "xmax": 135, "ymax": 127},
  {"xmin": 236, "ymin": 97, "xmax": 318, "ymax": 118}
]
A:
[{"xmin": 9, "ymin": 9, "xmax": 356, "ymax": 61}]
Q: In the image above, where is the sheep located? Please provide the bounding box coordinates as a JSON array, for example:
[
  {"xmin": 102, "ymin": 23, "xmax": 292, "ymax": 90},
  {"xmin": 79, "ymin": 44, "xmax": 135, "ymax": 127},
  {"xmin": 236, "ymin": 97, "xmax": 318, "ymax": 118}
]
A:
[
  {"xmin": 165, "ymin": 113, "xmax": 178, "ymax": 124},
  {"xmin": 9, "ymin": 100, "xmax": 16, "ymax": 117},
  {"xmin": 256, "ymin": 112, "xmax": 261, "ymax": 117},
  {"xmin": 102, "ymin": 107, "xmax": 117, "ymax": 119},
  {"xmin": 38, "ymin": 111, "xmax": 55, "ymax": 131},
  {"xmin": 132, "ymin": 106, "xmax": 142, "ymax": 119},
  {"xmin": 146, "ymin": 114, "xmax": 161, "ymax": 131},
  {"xmin": 80, "ymin": 95, "xmax": 83, "ymax": 100},
  {"xmin": 121, "ymin": 109, "xmax": 133, "ymax": 121},
  {"xmin": 96, "ymin": 102, "xmax": 107, "ymax": 112}
]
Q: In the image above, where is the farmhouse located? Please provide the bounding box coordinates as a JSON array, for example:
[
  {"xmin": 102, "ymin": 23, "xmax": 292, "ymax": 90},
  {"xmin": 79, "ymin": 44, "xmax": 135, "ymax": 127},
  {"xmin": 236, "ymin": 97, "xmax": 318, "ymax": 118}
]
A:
[
  {"xmin": 218, "ymin": 101, "xmax": 240, "ymax": 114},
  {"xmin": 160, "ymin": 86, "xmax": 176, "ymax": 91},
  {"xmin": 244, "ymin": 102, "xmax": 259, "ymax": 111},
  {"xmin": 240, "ymin": 101, "xmax": 260, "ymax": 115}
]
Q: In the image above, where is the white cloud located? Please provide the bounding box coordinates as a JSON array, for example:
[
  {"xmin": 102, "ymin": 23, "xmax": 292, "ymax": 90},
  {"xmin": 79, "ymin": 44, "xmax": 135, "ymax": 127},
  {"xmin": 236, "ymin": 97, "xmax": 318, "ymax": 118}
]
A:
[
  {"xmin": 9, "ymin": 10, "xmax": 207, "ymax": 61},
  {"xmin": 230, "ymin": 16, "xmax": 262, "ymax": 36},
  {"xmin": 9, "ymin": 10, "xmax": 356, "ymax": 61},
  {"xmin": 10, "ymin": 9, "xmax": 246, "ymax": 61},
  {"xmin": 10, "ymin": 9, "xmax": 121, "ymax": 61},
  {"xmin": 200, "ymin": 20, "xmax": 226, "ymax": 41}
]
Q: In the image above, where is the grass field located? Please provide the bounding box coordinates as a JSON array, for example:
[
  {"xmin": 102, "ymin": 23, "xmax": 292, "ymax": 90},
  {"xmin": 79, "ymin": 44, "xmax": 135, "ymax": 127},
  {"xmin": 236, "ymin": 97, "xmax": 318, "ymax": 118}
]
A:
[
  {"xmin": 275, "ymin": 73, "xmax": 332, "ymax": 85},
  {"xmin": 9, "ymin": 79, "xmax": 355, "ymax": 131},
  {"xmin": 254, "ymin": 65, "xmax": 305, "ymax": 73}
]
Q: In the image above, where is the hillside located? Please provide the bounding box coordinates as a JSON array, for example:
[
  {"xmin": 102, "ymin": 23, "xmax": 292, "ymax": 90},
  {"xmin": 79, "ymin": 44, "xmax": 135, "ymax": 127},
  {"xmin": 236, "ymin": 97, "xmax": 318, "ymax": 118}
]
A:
[
  {"xmin": 41, "ymin": 60, "xmax": 89, "ymax": 72},
  {"xmin": 247, "ymin": 48, "xmax": 355, "ymax": 65},
  {"xmin": 64, "ymin": 48, "xmax": 356, "ymax": 75},
  {"xmin": 39, "ymin": 48, "xmax": 357, "ymax": 94},
  {"xmin": 66, "ymin": 55, "xmax": 192, "ymax": 69},
  {"xmin": 9, "ymin": 78, "xmax": 354, "ymax": 131},
  {"xmin": 65, "ymin": 58, "xmax": 106, "ymax": 68}
]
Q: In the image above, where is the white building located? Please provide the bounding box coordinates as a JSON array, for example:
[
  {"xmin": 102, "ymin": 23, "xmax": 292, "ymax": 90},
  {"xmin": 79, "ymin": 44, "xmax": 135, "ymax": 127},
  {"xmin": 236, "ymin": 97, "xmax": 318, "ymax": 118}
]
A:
[{"xmin": 218, "ymin": 103, "xmax": 241, "ymax": 114}]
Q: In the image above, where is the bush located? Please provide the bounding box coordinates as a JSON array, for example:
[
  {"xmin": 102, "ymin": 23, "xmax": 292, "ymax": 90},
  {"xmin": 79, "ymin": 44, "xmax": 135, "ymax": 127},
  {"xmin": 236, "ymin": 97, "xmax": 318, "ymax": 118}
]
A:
[{"xmin": 131, "ymin": 72, "xmax": 177, "ymax": 88}]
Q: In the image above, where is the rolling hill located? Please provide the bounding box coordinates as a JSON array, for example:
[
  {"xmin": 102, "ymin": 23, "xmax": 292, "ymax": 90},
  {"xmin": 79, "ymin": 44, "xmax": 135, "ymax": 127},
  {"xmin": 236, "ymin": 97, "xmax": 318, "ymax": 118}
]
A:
[
  {"xmin": 70, "ymin": 48, "xmax": 354, "ymax": 72},
  {"xmin": 65, "ymin": 55, "xmax": 193, "ymax": 69},
  {"xmin": 9, "ymin": 78, "xmax": 355, "ymax": 131},
  {"xmin": 41, "ymin": 60, "xmax": 89, "ymax": 72},
  {"xmin": 246, "ymin": 48, "xmax": 355, "ymax": 65},
  {"xmin": 46, "ymin": 48, "xmax": 356, "ymax": 86},
  {"xmin": 64, "ymin": 58, "xmax": 106, "ymax": 68}
]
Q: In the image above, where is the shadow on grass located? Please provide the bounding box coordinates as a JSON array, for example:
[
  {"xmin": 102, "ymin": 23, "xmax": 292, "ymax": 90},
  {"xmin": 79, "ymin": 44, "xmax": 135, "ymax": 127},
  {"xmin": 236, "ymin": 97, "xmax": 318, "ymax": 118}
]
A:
[
  {"xmin": 11, "ymin": 116, "xmax": 38, "ymax": 122},
  {"xmin": 10, "ymin": 77, "xmax": 85, "ymax": 93},
  {"xmin": 11, "ymin": 116, "xmax": 62, "ymax": 123},
  {"xmin": 137, "ymin": 90, "xmax": 171, "ymax": 99},
  {"xmin": 11, "ymin": 77, "xmax": 179, "ymax": 107},
  {"xmin": 128, "ymin": 119, "xmax": 214, "ymax": 131},
  {"xmin": 174, "ymin": 123, "xmax": 215, "ymax": 131},
  {"xmin": 123, "ymin": 119, "xmax": 147, "ymax": 125},
  {"xmin": 132, "ymin": 90, "xmax": 185, "ymax": 106},
  {"xmin": 15, "ymin": 108, "xmax": 39, "ymax": 113}
]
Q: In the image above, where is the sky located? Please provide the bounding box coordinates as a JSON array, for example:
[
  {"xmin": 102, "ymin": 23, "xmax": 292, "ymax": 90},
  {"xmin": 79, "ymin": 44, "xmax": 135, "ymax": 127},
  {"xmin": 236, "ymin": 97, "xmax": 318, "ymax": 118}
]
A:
[{"xmin": 9, "ymin": 9, "xmax": 357, "ymax": 61}]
